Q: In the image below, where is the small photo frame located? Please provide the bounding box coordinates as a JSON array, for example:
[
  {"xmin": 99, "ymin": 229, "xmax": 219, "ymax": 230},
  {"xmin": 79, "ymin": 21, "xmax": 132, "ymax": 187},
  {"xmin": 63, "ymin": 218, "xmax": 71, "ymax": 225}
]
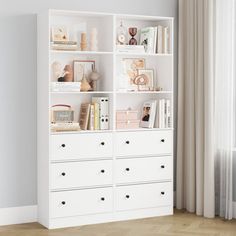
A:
[
  {"xmin": 135, "ymin": 69, "xmax": 154, "ymax": 91},
  {"xmin": 73, "ymin": 60, "xmax": 95, "ymax": 82},
  {"xmin": 140, "ymin": 100, "xmax": 157, "ymax": 128},
  {"xmin": 122, "ymin": 58, "xmax": 146, "ymax": 91},
  {"xmin": 51, "ymin": 26, "xmax": 69, "ymax": 42}
]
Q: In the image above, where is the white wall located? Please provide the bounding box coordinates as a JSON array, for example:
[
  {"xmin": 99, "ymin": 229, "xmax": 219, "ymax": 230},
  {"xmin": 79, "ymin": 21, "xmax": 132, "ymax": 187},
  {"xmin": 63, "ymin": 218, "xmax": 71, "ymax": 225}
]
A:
[{"xmin": 0, "ymin": 0, "xmax": 178, "ymax": 208}]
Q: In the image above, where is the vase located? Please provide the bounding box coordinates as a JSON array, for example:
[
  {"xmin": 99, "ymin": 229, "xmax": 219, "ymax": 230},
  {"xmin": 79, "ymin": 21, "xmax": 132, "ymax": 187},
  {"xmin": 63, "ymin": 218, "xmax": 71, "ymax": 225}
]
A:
[{"xmin": 129, "ymin": 27, "xmax": 137, "ymax": 45}]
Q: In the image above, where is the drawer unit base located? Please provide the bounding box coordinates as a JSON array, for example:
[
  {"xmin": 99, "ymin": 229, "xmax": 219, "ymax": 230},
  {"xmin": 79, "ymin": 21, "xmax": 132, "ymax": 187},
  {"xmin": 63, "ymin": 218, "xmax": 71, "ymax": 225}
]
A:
[{"xmin": 47, "ymin": 206, "xmax": 173, "ymax": 229}]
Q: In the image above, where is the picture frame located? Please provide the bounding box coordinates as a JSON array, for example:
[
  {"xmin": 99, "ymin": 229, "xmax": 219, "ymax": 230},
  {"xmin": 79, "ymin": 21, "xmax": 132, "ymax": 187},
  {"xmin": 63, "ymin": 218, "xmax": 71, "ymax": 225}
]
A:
[
  {"xmin": 51, "ymin": 26, "xmax": 69, "ymax": 42},
  {"xmin": 73, "ymin": 60, "xmax": 95, "ymax": 82},
  {"xmin": 135, "ymin": 69, "xmax": 154, "ymax": 91},
  {"xmin": 122, "ymin": 58, "xmax": 145, "ymax": 91},
  {"xmin": 140, "ymin": 100, "xmax": 157, "ymax": 128}
]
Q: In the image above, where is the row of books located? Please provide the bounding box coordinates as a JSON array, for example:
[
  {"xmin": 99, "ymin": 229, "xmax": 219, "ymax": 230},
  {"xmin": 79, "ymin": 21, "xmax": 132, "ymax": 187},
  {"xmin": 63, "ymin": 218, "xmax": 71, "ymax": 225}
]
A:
[
  {"xmin": 158, "ymin": 99, "xmax": 171, "ymax": 128},
  {"xmin": 140, "ymin": 25, "xmax": 170, "ymax": 54},
  {"xmin": 79, "ymin": 97, "xmax": 109, "ymax": 130}
]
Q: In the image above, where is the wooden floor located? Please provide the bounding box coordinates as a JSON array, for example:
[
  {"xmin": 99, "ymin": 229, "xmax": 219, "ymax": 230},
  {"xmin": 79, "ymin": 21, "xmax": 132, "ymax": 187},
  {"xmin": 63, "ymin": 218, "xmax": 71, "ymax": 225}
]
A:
[{"xmin": 0, "ymin": 210, "xmax": 236, "ymax": 236}]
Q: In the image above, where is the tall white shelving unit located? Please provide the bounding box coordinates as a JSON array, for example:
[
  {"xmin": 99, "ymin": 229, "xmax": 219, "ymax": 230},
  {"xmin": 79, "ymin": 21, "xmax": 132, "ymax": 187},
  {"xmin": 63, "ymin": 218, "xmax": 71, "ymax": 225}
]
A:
[{"xmin": 37, "ymin": 9, "xmax": 174, "ymax": 229}]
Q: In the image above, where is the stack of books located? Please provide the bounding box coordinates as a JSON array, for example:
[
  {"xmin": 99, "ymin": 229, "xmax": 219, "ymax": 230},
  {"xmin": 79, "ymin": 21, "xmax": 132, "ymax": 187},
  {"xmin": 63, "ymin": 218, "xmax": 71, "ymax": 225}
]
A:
[
  {"xmin": 51, "ymin": 40, "xmax": 78, "ymax": 51},
  {"xmin": 158, "ymin": 99, "xmax": 171, "ymax": 128},
  {"xmin": 140, "ymin": 26, "xmax": 170, "ymax": 54},
  {"xmin": 79, "ymin": 97, "xmax": 109, "ymax": 131}
]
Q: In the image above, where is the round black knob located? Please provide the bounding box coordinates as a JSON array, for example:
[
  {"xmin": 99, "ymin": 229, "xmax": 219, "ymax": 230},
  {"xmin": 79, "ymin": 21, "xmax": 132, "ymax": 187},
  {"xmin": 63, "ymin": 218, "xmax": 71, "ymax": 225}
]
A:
[
  {"xmin": 61, "ymin": 201, "xmax": 66, "ymax": 205},
  {"xmin": 101, "ymin": 197, "xmax": 105, "ymax": 201},
  {"xmin": 161, "ymin": 165, "xmax": 165, "ymax": 169},
  {"xmin": 161, "ymin": 192, "xmax": 165, "ymax": 195},
  {"xmin": 161, "ymin": 139, "xmax": 165, "ymax": 143},
  {"xmin": 101, "ymin": 142, "xmax": 105, "ymax": 146},
  {"xmin": 125, "ymin": 195, "xmax": 130, "ymax": 199},
  {"xmin": 101, "ymin": 169, "xmax": 105, "ymax": 173},
  {"xmin": 125, "ymin": 168, "xmax": 130, "ymax": 171},
  {"xmin": 126, "ymin": 141, "xmax": 130, "ymax": 144},
  {"xmin": 61, "ymin": 172, "xmax": 66, "ymax": 176},
  {"xmin": 61, "ymin": 144, "xmax": 66, "ymax": 147}
]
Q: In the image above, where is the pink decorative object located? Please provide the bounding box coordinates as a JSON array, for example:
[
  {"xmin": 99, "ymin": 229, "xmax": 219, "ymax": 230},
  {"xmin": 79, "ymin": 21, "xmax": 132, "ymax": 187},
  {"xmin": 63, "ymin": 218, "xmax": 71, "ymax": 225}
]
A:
[{"xmin": 116, "ymin": 109, "xmax": 140, "ymax": 130}]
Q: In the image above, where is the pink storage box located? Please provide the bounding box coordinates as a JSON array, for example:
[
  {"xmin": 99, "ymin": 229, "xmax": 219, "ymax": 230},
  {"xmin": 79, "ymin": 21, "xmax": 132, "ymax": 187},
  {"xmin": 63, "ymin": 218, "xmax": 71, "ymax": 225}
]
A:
[
  {"xmin": 116, "ymin": 110, "xmax": 139, "ymax": 121},
  {"xmin": 116, "ymin": 120, "xmax": 140, "ymax": 130}
]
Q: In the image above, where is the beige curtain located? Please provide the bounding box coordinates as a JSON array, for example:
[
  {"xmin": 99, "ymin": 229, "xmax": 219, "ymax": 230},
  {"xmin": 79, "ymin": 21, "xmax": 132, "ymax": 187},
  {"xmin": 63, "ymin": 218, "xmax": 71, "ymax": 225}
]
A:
[{"xmin": 176, "ymin": 0, "xmax": 215, "ymax": 217}]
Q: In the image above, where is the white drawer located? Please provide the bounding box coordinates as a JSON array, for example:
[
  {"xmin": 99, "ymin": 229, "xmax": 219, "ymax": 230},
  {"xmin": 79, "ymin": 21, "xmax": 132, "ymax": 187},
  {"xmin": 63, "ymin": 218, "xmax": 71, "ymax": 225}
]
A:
[
  {"xmin": 116, "ymin": 182, "xmax": 172, "ymax": 211},
  {"xmin": 50, "ymin": 187, "xmax": 113, "ymax": 218},
  {"xmin": 115, "ymin": 156, "xmax": 172, "ymax": 184},
  {"xmin": 51, "ymin": 160, "xmax": 113, "ymax": 190},
  {"xmin": 115, "ymin": 131, "xmax": 172, "ymax": 157},
  {"xmin": 51, "ymin": 133, "xmax": 113, "ymax": 160}
]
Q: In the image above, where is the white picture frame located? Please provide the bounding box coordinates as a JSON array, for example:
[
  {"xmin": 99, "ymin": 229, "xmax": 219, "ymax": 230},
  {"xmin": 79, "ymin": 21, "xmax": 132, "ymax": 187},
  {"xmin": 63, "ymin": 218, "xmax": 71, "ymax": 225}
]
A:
[
  {"xmin": 73, "ymin": 60, "xmax": 95, "ymax": 82},
  {"xmin": 140, "ymin": 100, "xmax": 157, "ymax": 128}
]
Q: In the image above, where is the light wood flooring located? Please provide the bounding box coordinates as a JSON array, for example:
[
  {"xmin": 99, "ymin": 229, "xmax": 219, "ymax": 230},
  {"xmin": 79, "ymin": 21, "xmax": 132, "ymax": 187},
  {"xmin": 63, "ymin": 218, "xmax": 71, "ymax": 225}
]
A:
[{"xmin": 0, "ymin": 210, "xmax": 236, "ymax": 236}]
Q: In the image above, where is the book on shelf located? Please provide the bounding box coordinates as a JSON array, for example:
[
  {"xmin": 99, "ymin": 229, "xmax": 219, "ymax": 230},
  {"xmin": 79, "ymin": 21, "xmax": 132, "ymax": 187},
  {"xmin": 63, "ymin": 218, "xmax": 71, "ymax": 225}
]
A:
[
  {"xmin": 158, "ymin": 99, "xmax": 171, "ymax": 128},
  {"xmin": 79, "ymin": 103, "xmax": 90, "ymax": 130},
  {"xmin": 88, "ymin": 104, "xmax": 95, "ymax": 131},
  {"xmin": 157, "ymin": 25, "xmax": 163, "ymax": 54},
  {"xmin": 93, "ymin": 102, "xmax": 100, "ymax": 130},
  {"xmin": 116, "ymin": 45, "xmax": 145, "ymax": 53},
  {"xmin": 163, "ymin": 27, "xmax": 169, "ymax": 54},
  {"xmin": 51, "ymin": 41, "xmax": 78, "ymax": 51},
  {"xmin": 51, "ymin": 82, "xmax": 81, "ymax": 92}
]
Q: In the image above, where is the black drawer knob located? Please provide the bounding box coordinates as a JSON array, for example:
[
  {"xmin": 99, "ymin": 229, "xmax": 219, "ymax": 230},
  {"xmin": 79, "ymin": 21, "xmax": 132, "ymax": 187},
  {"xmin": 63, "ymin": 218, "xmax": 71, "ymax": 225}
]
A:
[
  {"xmin": 125, "ymin": 168, "xmax": 130, "ymax": 171},
  {"xmin": 126, "ymin": 141, "xmax": 130, "ymax": 144},
  {"xmin": 161, "ymin": 139, "xmax": 165, "ymax": 143},
  {"xmin": 101, "ymin": 197, "xmax": 105, "ymax": 201},
  {"xmin": 161, "ymin": 165, "xmax": 165, "ymax": 169},
  {"xmin": 161, "ymin": 192, "xmax": 165, "ymax": 195},
  {"xmin": 101, "ymin": 169, "xmax": 105, "ymax": 173},
  {"xmin": 61, "ymin": 172, "xmax": 66, "ymax": 176},
  {"xmin": 61, "ymin": 201, "xmax": 66, "ymax": 205},
  {"xmin": 61, "ymin": 144, "xmax": 66, "ymax": 147},
  {"xmin": 125, "ymin": 195, "xmax": 130, "ymax": 199},
  {"xmin": 101, "ymin": 142, "xmax": 105, "ymax": 146}
]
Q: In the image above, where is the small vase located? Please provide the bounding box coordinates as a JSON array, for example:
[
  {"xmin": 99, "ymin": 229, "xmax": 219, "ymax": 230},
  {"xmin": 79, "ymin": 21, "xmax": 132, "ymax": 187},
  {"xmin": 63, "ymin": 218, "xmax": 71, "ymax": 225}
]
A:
[{"xmin": 80, "ymin": 75, "xmax": 91, "ymax": 91}]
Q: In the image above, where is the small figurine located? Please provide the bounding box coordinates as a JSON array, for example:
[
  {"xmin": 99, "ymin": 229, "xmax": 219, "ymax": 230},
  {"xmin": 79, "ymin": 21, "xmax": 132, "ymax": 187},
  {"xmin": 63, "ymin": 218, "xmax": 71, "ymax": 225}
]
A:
[
  {"xmin": 80, "ymin": 32, "xmax": 87, "ymax": 51},
  {"xmin": 89, "ymin": 65, "xmax": 100, "ymax": 91},
  {"xmin": 90, "ymin": 28, "xmax": 98, "ymax": 51},
  {"xmin": 57, "ymin": 65, "xmax": 73, "ymax": 82}
]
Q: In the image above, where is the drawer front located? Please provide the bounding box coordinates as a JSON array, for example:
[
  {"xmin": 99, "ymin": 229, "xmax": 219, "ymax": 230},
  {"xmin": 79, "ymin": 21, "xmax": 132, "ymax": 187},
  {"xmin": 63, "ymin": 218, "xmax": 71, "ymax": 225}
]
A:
[
  {"xmin": 116, "ymin": 182, "xmax": 172, "ymax": 211},
  {"xmin": 116, "ymin": 156, "xmax": 172, "ymax": 184},
  {"xmin": 51, "ymin": 133, "xmax": 113, "ymax": 160},
  {"xmin": 51, "ymin": 160, "xmax": 113, "ymax": 190},
  {"xmin": 115, "ymin": 131, "xmax": 172, "ymax": 157},
  {"xmin": 51, "ymin": 187, "xmax": 113, "ymax": 218}
]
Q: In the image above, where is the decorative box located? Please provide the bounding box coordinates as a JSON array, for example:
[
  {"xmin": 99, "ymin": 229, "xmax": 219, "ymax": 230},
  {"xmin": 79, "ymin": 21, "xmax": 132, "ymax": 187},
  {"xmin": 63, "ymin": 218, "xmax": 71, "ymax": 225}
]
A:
[
  {"xmin": 116, "ymin": 110, "xmax": 140, "ymax": 129},
  {"xmin": 116, "ymin": 120, "xmax": 140, "ymax": 130},
  {"xmin": 116, "ymin": 110, "xmax": 139, "ymax": 121}
]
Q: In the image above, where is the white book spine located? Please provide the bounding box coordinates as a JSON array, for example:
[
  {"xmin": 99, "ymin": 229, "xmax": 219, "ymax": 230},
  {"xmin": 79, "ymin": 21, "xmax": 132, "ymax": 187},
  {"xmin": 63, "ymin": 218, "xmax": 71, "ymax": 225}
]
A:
[
  {"xmin": 166, "ymin": 99, "xmax": 171, "ymax": 128},
  {"xmin": 153, "ymin": 27, "xmax": 158, "ymax": 53},
  {"xmin": 157, "ymin": 25, "xmax": 163, "ymax": 54},
  {"xmin": 163, "ymin": 27, "xmax": 169, "ymax": 54},
  {"xmin": 89, "ymin": 104, "xmax": 95, "ymax": 130}
]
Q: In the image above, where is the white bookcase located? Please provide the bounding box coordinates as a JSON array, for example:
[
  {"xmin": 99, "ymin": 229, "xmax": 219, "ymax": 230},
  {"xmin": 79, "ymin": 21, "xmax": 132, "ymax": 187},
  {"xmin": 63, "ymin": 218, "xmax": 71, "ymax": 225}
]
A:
[{"xmin": 37, "ymin": 9, "xmax": 174, "ymax": 229}]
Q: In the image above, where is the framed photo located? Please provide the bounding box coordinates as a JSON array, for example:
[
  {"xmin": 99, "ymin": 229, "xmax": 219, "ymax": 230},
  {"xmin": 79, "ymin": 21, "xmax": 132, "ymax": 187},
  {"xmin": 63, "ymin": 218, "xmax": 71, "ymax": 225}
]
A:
[
  {"xmin": 135, "ymin": 69, "xmax": 154, "ymax": 91},
  {"xmin": 73, "ymin": 60, "xmax": 95, "ymax": 82},
  {"xmin": 140, "ymin": 100, "xmax": 157, "ymax": 128},
  {"xmin": 51, "ymin": 26, "xmax": 69, "ymax": 42},
  {"xmin": 122, "ymin": 58, "xmax": 145, "ymax": 91}
]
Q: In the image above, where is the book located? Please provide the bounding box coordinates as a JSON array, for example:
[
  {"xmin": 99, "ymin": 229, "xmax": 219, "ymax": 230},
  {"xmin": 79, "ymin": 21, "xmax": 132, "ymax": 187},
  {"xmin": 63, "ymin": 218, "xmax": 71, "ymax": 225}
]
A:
[
  {"xmin": 140, "ymin": 27, "xmax": 155, "ymax": 54},
  {"xmin": 166, "ymin": 99, "xmax": 171, "ymax": 128},
  {"xmin": 79, "ymin": 103, "xmax": 90, "ymax": 130},
  {"xmin": 52, "ymin": 40, "xmax": 77, "ymax": 45},
  {"xmin": 51, "ymin": 82, "xmax": 81, "ymax": 92},
  {"xmin": 140, "ymin": 100, "xmax": 157, "ymax": 128},
  {"xmin": 51, "ymin": 43, "xmax": 78, "ymax": 51},
  {"xmin": 88, "ymin": 104, "xmax": 95, "ymax": 131},
  {"xmin": 116, "ymin": 45, "xmax": 145, "ymax": 53},
  {"xmin": 157, "ymin": 25, "xmax": 163, "ymax": 54},
  {"xmin": 93, "ymin": 102, "xmax": 100, "ymax": 130},
  {"xmin": 158, "ymin": 99, "xmax": 165, "ymax": 128},
  {"xmin": 153, "ymin": 27, "xmax": 158, "ymax": 53},
  {"xmin": 163, "ymin": 27, "xmax": 169, "ymax": 54}
]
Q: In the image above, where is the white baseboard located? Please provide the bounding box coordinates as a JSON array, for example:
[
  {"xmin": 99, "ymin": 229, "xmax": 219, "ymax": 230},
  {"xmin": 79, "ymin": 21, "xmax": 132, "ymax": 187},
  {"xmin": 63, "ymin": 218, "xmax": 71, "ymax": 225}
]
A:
[
  {"xmin": 0, "ymin": 205, "xmax": 37, "ymax": 226},
  {"xmin": 233, "ymin": 202, "xmax": 236, "ymax": 219}
]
